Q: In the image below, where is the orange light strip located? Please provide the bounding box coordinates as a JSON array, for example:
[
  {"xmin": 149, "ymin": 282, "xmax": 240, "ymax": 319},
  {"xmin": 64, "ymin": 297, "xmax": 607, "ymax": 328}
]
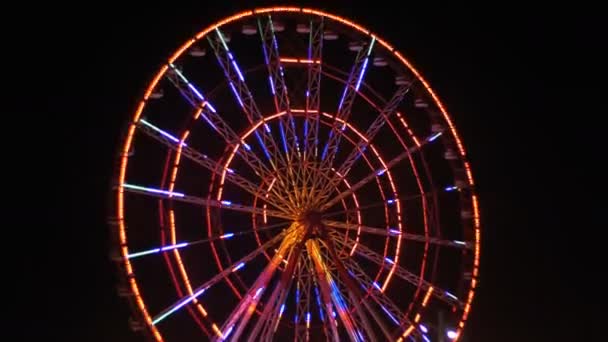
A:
[
  {"xmin": 302, "ymin": 8, "xmax": 370, "ymax": 34},
  {"xmin": 211, "ymin": 323, "xmax": 224, "ymax": 339},
  {"xmin": 395, "ymin": 111, "xmax": 420, "ymax": 147},
  {"xmin": 341, "ymin": 176, "xmax": 362, "ymax": 257},
  {"xmin": 255, "ymin": 6, "xmax": 302, "ymax": 14},
  {"xmin": 279, "ymin": 57, "xmax": 321, "ymax": 64},
  {"xmin": 263, "ymin": 177, "xmax": 277, "ymax": 225},
  {"xmin": 422, "ymin": 286, "xmax": 434, "ymax": 307},
  {"xmin": 401, "ymin": 325, "xmax": 414, "ymax": 338},
  {"xmin": 167, "ymin": 128, "xmax": 211, "ymax": 322}
]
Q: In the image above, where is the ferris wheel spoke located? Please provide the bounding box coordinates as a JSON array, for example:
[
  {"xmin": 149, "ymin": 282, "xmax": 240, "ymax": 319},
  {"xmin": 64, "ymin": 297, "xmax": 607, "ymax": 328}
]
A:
[
  {"xmin": 207, "ymin": 29, "xmax": 290, "ymax": 181},
  {"xmin": 318, "ymin": 83, "xmax": 413, "ymax": 197},
  {"xmin": 258, "ymin": 15, "xmax": 301, "ymax": 167},
  {"xmin": 308, "ymin": 239, "xmax": 364, "ymax": 342},
  {"xmin": 312, "ymin": 37, "xmax": 376, "ymax": 196},
  {"xmin": 125, "ymin": 221, "xmax": 288, "ymax": 260},
  {"xmin": 120, "ymin": 183, "xmax": 292, "ymax": 220},
  {"xmin": 306, "ymin": 249, "xmax": 346, "ymax": 342},
  {"xmin": 217, "ymin": 226, "xmax": 305, "ymax": 342},
  {"xmin": 135, "ymin": 119, "xmax": 291, "ymax": 214},
  {"xmin": 334, "ymin": 234, "xmax": 465, "ymax": 309},
  {"xmin": 309, "ymin": 269, "xmax": 339, "ymax": 342},
  {"xmin": 321, "ymin": 131, "xmax": 441, "ymax": 210},
  {"xmin": 338, "ymin": 250, "xmax": 420, "ymax": 333},
  {"xmin": 247, "ymin": 240, "xmax": 303, "ymax": 341},
  {"xmin": 321, "ymin": 238, "xmax": 389, "ymax": 341},
  {"xmin": 257, "ymin": 15, "xmax": 305, "ymax": 208},
  {"xmin": 322, "ymin": 191, "xmax": 431, "ymax": 219},
  {"xmin": 292, "ymin": 254, "xmax": 319, "ymax": 342},
  {"xmin": 325, "ymin": 220, "xmax": 472, "ymax": 250},
  {"xmin": 151, "ymin": 229, "xmax": 289, "ymax": 326},
  {"xmin": 303, "ymin": 17, "xmax": 324, "ymax": 163},
  {"xmin": 164, "ymin": 65, "xmax": 281, "ymax": 188}
]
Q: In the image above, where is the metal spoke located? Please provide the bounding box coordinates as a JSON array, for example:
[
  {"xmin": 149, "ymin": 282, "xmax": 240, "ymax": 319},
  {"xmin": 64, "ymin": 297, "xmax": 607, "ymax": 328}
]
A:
[
  {"xmin": 164, "ymin": 64, "xmax": 280, "ymax": 189},
  {"xmin": 325, "ymin": 220, "xmax": 473, "ymax": 249},
  {"xmin": 318, "ymin": 83, "xmax": 412, "ymax": 198},
  {"xmin": 333, "ymin": 233, "xmax": 464, "ymax": 309},
  {"xmin": 136, "ymin": 119, "xmax": 291, "ymax": 214},
  {"xmin": 303, "ymin": 17, "xmax": 324, "ymax": 162},
  {"xmin": 220, "ymin": 224, "xmax": 306, "ymax": 342},
  {"xmin": 207, "ymin": 28, "xmax": 289, "ymax": 183},
  {"xmin": 321, "ymin": 132, "xmax": 441, "ymax": 210},
  {"xmin": 337, "ymin": 247, "xmax": 417, "ymax": 329},
  {"xmin": 120, "ymin": 183, "xmax": 292, "ymax": 220},
  {"xmin": 308, "ymin": 239, "xmax": 361, "ymax": 342},
  {"xmin": 258, "ymin": 16, "xmax": 300, "ymax": 165},
  {"xmin": 321, "ymin": 192, "xmax": 430, "ymax": 219},
  {"xmin": 125, "ymin": 221, "xmax": 288, "ymax": 260},
  {"xmin": 312, "ymin": 37, "xmax": 375, "ymax": 195},
  {"xmin": 247, "ymin": 239, "xmax": 304, "ymax": 341},
  {"xmin": 320, "ymin": 239, "xmax": 382, "ymax": 341},
  {"xmin": 151, "ymin": 229, "xmax": 289, "ymax": 326}
]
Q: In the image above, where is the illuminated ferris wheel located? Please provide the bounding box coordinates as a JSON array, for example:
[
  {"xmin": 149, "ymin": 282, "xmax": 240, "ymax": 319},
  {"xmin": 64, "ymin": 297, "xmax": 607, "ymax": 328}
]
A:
[{"xmin": 109, "ymin": 6, "xmax": 481, "ymax": 342}]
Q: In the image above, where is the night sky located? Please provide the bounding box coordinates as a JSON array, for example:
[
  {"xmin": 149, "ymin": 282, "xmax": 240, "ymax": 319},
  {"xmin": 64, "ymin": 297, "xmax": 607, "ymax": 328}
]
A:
[{"xmin": 12, "ymin": 1, "xmax": 602, "ymax": 341}]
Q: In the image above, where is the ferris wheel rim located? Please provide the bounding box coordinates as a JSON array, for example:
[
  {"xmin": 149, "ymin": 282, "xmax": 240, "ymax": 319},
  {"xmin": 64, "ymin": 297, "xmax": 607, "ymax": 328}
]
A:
[{"xmin": 110, "ymin": 6, "xmax": 482, "ymax": 342}]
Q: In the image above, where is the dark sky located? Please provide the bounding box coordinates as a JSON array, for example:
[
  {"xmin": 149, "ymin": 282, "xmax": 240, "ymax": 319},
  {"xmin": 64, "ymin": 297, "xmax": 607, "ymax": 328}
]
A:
[{"xmin": 12, "ymin": 1, "xmax": 602, "ymax": 341}]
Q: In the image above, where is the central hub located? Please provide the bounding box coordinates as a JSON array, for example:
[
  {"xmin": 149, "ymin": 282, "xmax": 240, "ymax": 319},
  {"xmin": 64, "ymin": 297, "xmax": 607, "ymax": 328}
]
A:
[
  {"xmin": 299, "ymin": 209, "xmax": 325, "ymax": 239},
  {"xmin": 301, "ymin": 209, "xmax": 323, "ymax": 226}
]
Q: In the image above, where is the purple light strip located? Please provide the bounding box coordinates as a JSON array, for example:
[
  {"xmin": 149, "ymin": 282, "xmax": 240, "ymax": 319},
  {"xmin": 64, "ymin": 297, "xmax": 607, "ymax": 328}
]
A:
[
  {"xmin": 220, "ymin": 233, "xmax": 234, "ymax": 239},
  {"xmin": 139, "ymin": 119, "xmax": 187, "ymax": 146},
  {"xmin": 355, "ymin": 58, "xmax": 369, "ymax": 91},
  {"xmin": 127, "ymin": 242, "xmax": 189, "ymax": 259},
  {"xmin": 224, "ymin": 325, "xmax": 234, "ymax": 339},
  {"xmin": 429, "ymin": 132, "xmax": 443, "ymax": 142},
  {"xmin": 228, "ymin": 82, "xmax": 245, "ymax": 108},
  {"xmin": 381, "ymin": 305, "xmax": 400, "ymax": 325},
  {"xmin": 122, "ymin": 183, "xmax": 185, "ymax": 198},
  {"xmin": 152, "ymin": 286, "xmax": 207, "ymax": 325},
  {"xmin": 268, "ymin": 76, "xmax": 276, "ymax": 95},
  {"xmin": 232, "ymin": 262, "xmax": 245, "ymax": 272},
  {"xmin": 205, "ymin": 102, "xmax": 217, "ymax": 113},
  {"xmin": 389, "ymin": 229, "xmax": 401, "ymax": 236},
  {"xmin": 228, "ymin": 52, "xmax": 245, "ymax": 82},
  {"xmin": 187, "ymin": 83, "xmax": 204, "ymax": 101}
]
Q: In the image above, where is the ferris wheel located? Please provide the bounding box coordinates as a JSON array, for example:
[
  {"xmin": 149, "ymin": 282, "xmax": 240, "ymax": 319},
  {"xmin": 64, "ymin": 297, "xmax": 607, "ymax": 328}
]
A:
[{"xmin": 109, "ymin": 6, "xmax": 481, "ymax": 342}]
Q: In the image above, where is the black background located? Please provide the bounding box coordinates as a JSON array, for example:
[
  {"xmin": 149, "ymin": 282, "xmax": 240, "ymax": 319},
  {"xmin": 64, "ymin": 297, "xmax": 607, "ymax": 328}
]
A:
[{"xmin": 9, "ymin": 1, "xmax": 602, "ymax": 341}]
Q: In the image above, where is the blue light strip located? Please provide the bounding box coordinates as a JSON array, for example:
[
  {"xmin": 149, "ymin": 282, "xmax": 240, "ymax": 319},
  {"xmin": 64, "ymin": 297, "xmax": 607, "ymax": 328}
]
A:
[
  {"xmin": 139, "ymin": 119, "xmax": 186, "ymax": 146},
  {"xmin": 228, "ymin": 82, "xmax": 245, "ymax": 108},
  {"xmin": 381, "ymin": 305, "xmax": 400, "ymax": 325},
  {"xmin": 152, "ymin": 286, "xmax": 207, "ymax": 325},
  {"xmin": 122, "ymin": 183, "xmax": 185, "ymax": 198},
  {"xmin": 127, "ymin": 242, "xmax": 189, "ymax": 259},
  {"xmin": 220, "ymin": 233, "xmax": 234, "ymax": 239},
  {"xmin": 355, "ymin": 58, "xmax": 369, "ymax": 91},
  {"xmin": 429, "ymin": 132, "xmax": 443, "ymax": 142},
  {"xmin": 279, "ymin": 121, "xmax": 289, "ymax": 155},
  {"xmin": 445, "ymin": 291, "xmax": 458, "ymax": 300}
]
